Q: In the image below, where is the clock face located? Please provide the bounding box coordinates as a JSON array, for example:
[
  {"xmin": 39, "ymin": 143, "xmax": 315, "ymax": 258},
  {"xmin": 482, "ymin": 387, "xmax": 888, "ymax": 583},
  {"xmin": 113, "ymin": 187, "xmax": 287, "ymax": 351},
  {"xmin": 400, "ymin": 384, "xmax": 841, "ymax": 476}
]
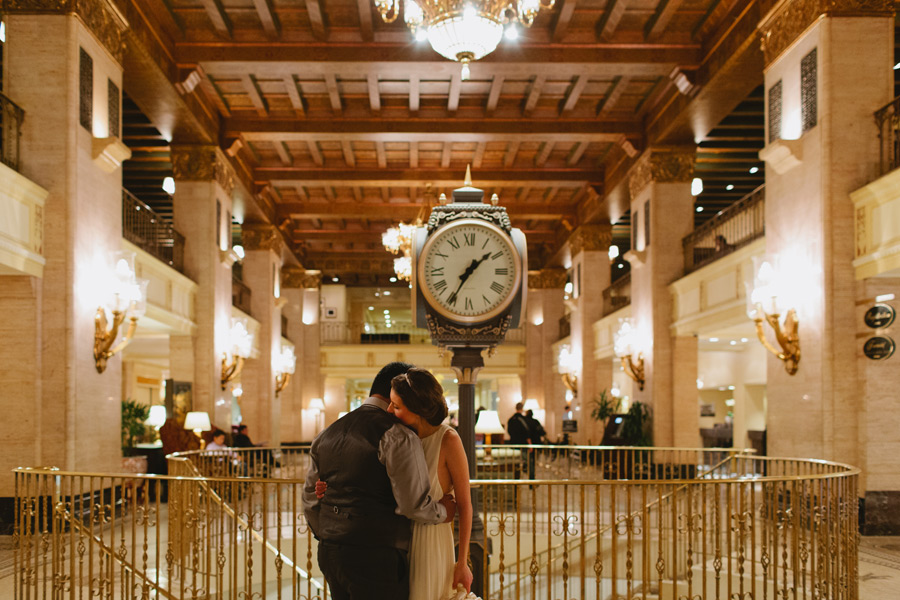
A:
[{"xmin": 418, "ymin": 219, "xmax": 521, "ymax": 323}]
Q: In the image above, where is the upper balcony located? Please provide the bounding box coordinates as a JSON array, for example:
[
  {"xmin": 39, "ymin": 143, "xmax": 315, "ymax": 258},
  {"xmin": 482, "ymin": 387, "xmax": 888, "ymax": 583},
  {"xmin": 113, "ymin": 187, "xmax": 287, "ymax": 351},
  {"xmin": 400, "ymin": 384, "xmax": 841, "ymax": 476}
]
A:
[
  {"xmin": 122, "ymin": 190, "xmax": 185, "ymax": 273},
  {"xmin": 321, "ymin": 321, "xmax": 525, "ymax": 345}
]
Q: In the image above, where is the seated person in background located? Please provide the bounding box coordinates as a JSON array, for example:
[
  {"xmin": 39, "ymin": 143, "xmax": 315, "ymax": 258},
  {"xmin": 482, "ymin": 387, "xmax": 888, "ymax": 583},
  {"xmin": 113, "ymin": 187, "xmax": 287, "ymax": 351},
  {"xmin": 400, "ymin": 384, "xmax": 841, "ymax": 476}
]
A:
[
  {"xmin": 233, "ymin": 424, "xmax": 254, "ymax": 448},
  {"xmin": 714, "ymin": 234, "xmax": 733, "ymax": 253},
  {"xmin": 205, "ymin": 430, "xmax": 230, "ymax": 450}
]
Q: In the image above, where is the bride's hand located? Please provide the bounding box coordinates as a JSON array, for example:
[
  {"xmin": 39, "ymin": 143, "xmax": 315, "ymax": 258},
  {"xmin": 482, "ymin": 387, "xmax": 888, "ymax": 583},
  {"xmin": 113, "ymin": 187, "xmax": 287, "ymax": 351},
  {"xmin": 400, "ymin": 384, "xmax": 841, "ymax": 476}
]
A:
[{"xmin": 452, "ymin": 562, "xmax": 473, "ymax": 593}]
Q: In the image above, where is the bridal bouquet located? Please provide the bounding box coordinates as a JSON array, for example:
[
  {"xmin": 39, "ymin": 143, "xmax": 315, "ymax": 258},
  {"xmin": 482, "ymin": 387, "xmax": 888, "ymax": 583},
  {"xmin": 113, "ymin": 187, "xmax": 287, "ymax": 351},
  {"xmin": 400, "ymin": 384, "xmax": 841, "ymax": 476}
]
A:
[{"xmin": 444, "ymin": 584, "xmax": 482, "ymax": 600}]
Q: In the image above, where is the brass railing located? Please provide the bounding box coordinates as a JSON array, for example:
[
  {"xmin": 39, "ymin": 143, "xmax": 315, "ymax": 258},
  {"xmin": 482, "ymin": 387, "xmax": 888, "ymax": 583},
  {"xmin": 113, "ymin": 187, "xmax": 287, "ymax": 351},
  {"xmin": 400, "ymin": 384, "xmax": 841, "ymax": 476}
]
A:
[
  {"xmin": 122, "ymin": 190, "xmax": 186, "ymax": 273},
  {"xmin": 602, "ymin": 272, "xmax": 631, "ymax": 317},
  {"xmin": 14, "ymin": 449, "xmax": 858, "ymax": 600},
  {"xmin": 0, "ymin": 91, "xmax": 24, "ymax": 171},
  {"xmin": 875, "ymin": 95, "xmax": 900, "ymax": 176},
  {"xmin": 682, "ymin": 186, "xmax": 766, "ymax": 275}
]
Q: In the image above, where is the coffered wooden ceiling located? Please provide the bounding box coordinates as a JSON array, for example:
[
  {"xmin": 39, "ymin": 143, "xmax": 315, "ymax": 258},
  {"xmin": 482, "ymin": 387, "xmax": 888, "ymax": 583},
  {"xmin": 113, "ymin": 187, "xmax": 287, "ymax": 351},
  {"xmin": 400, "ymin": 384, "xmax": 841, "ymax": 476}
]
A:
[{"xmin": 123, "ymin": 0, "xmax": 766, "ymax": 284}]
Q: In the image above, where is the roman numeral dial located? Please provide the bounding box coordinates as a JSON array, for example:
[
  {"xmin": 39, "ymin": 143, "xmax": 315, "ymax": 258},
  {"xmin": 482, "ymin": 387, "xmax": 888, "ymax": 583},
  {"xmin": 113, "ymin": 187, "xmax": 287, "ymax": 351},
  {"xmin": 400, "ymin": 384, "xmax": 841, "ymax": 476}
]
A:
[{"xmin": 418, "ymin": 218, "xmax": 522, "ymax": 324}]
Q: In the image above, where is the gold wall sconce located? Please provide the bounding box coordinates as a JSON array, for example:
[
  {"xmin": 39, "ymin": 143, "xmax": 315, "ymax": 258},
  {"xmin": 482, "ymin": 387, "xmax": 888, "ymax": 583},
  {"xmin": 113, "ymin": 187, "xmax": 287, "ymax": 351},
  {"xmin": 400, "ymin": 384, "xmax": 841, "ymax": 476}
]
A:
[
  {"xmin": 221, "ymin": 318, "xmax": 254, "ymax": 390},
  {"xmin": 94, "ymin": 253, "xmax": 148, "ymax": 373},
  {"xmin": 614, "ymin": 319, "xmax": 645, "ymax": 391},
  {"xmin": 274, "ymin": 344, "xmax": 296, "ymax": 395},
  {"xmin": 747, "ymin": 259, "xmax": 800, "ymax": 375},
  {"xmin": 557, "ymin": 345, "xmax": 580, "ymax": 400}
]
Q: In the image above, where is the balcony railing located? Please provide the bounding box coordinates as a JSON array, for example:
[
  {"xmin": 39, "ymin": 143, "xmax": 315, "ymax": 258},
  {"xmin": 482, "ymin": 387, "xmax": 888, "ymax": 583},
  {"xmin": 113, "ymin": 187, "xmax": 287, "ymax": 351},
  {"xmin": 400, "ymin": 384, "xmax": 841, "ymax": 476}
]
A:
[
  {"xmin": 232, "ymin": 275, "xmax": 252, "ymax": 315},
  {"xmin": 876, "ymin": 95, "xmax": 900, "ymax": 176},
  {"xmin": 682, "ymin": 185, "xmax": 765, "ymax": 275},
  {"xmin": 122, "ymin": 190, "xmax": 185, "ymax": 273},
  {"xmin": 0, "ymin": 92, "xmax": 24, "ymax": 171},
  {"xmin": 602, "ymin": 271, "xmax": 631, "ymax": 316},
  {"xmin": 321, "ymin": 321, "xmax": 525, "ymax": 345},
  {"xmin": 558, "ymin": 312, "xmax": 571, "ymax": 339}
]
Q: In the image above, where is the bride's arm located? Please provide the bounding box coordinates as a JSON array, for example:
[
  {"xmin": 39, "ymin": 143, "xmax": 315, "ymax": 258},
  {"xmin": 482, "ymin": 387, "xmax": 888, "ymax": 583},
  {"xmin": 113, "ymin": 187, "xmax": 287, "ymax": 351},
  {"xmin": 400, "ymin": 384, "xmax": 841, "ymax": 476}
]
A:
[{"xmin": 445, "ymin": 430, "xmax": 474, "ymax": 592}]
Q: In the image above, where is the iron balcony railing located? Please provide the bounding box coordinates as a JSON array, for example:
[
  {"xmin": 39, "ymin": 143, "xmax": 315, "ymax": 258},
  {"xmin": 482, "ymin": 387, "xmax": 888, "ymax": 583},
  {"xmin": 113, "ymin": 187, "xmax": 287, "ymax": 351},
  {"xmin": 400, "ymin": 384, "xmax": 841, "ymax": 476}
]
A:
[
  {"xmin": 0, "ymin": 91, "xmax": 24, "ymax": 171},
  {"xmin": 320, "ymin": 321, "xmax": 525, "ymax": 345},
  {"xmin": 558, "ymin": 313, "xmax": 571, "ymax": 339},
  {"xmin": 122, "ymin": 190, "xmax": 185, "ymax": 273},
  {"xmin": 232, "ymin": 275, "xmax": 252, "ymax": 315},
  {"xmin": 875, "ymin": 95, "xmax": 900, "ymax": 176},
  {"xmin": 14, "ymin": 447, "xmax": 859, "ymax": 600},
  {"xmin": 682, "ymin": 185, "xmax": 765, "ymax": 275},
  {"xmin": 602, "ymin": 271, "xmax": 631, "ymax": 316}
]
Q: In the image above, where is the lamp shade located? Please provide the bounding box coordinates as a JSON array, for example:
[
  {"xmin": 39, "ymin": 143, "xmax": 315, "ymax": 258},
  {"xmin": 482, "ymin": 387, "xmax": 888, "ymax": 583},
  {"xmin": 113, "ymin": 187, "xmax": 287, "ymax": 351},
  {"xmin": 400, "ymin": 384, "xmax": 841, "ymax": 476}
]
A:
[
  {"xmin": 474, "ymin": 410, "xmax": 505, "ymax": 435},
  {"xmin": 523, "ymin": 399, "xmax": 540, "ymax": 412},
  {"xmin": 309, "ymin": 398, "xmax": 325, "ymax": 411},
  {"xmin": 145, "ymin": 405, "xmax": 167, "ymax": 428},
  {"xmin": 184, "ymin": 411, "xmax": 211, "ymax": 432}
]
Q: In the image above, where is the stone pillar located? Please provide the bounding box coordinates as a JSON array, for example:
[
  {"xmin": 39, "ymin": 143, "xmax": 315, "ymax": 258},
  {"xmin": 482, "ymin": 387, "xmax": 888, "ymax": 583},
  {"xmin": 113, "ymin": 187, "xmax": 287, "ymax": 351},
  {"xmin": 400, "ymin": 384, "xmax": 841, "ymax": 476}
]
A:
[
  {"xmin": 524, "ymin": 269, "xmax": 567, "ymax": 441},
  {"xmin": 625, "ymin": 147, "xmax": 699, "ymax": 447},
  {"xmin": 169, "ymin": 335, "xmax": 195, "ymax": 382},
  {"xmin": 172, "ymin": 145, "xmax": 236, "ymax": 428},
  {"xmin": 283, "ymin": 268, "xmax": 322, "ymax": 441},
  {"xmin": 757, "ymin": 0, "xmax": 893, "ymax": 527},
  {"xmin": 240, "ymin": 224, "xmax": 284, "ymax": 446},
  {"xmin": 568, "ymin": 225, "xmax": 612, "ymax": 444},
  {"xmin": 0, "ymin": 7, "xmax": 129, "ymax": 485}
]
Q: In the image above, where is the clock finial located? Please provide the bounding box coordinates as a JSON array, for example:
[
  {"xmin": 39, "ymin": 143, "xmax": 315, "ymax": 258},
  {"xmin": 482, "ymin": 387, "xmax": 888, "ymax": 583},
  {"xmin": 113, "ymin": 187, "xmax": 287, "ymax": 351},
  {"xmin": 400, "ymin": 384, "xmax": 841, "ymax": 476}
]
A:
[{"xmin": 464, "ymin": 165, "xmax": 472, "ymax": 187}]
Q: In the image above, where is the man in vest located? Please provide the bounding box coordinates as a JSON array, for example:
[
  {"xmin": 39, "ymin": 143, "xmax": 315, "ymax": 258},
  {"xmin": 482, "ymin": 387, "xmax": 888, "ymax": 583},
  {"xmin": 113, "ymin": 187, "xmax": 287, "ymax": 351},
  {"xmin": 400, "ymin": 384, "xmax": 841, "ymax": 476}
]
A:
[{"xmin": 301, "ymin": 361, "xmax": 456, "ymax": 600}]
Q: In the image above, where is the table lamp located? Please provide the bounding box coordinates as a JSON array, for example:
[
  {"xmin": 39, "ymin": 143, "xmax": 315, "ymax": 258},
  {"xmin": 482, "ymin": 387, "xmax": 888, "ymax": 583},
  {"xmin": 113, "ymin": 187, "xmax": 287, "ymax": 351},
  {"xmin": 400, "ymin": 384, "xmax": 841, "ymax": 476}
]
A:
[
  {"xmin": 184, "ymin": 411, "xmax": 211, "ymax": 447},
  {"xmin": 475, "ymin": 410, "xmax": 505, "ymax": 446},
  {"xmin": 145, "ymin": 405, "xmax": 167, "ymax": 429}
]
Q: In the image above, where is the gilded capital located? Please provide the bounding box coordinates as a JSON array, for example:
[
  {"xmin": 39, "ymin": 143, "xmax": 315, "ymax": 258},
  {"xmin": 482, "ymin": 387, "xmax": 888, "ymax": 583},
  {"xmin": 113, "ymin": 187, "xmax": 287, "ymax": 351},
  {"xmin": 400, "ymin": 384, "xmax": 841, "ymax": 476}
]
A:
[
  {"xmin": 2, "ymin": 0, "xmax": 128, "ymax": 63},
  {"xmin": 282, "ymin": 267, "xmax": 322, "ymax": 289},
  {"xmin": 242, "ymin": 224, "xmax": 284, "ymax": 255},
  {"xmin": 171, "ymin": 145, "xmax": 236, "ymax": 195},
  {"xmin": 628, "ymin": 147, "xmax": 694, "ymax": 200},
  {"xmin": 528, "ymin": 268, "xmax": 568, "ymax": 289},
  {"xmin": 568, "ymin": 224, "xmax": 613, "ymax": 257},
  {"xmin": 759, "ymin": 0, "xmax": 892, "ymax": 66}
]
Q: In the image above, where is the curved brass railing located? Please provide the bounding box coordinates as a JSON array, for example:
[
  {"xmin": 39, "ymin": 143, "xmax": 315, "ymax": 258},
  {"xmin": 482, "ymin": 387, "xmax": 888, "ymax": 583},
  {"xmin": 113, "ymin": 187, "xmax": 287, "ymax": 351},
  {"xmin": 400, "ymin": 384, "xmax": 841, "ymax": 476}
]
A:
[{"xmin": 13, "ymin": 448, "xmax": 859, "ymax": 600}]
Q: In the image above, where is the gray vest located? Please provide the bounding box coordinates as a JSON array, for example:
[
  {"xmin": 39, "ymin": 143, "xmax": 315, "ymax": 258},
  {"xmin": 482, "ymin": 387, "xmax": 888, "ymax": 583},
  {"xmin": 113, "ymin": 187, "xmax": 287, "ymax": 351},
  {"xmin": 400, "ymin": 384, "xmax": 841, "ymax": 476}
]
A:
[{"xmin": 307, "ymin": 405, "xmax": 413, "ymax": 550}]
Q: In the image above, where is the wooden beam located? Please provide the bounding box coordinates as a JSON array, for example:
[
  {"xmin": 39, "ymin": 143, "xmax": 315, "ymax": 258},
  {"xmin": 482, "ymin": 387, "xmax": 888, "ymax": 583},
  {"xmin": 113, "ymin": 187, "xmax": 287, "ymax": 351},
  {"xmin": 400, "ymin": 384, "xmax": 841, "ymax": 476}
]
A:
[
  {"xmin": 409, "ymin": 75, "xmax": 420, "ymax": 112},
  {"xmin": 341, "ymin": 140, "xmax": 355, "ymax": 167},
  {"xmin": 264, "ymin": 168, "xmax": 598, "ymax": 185},
  {"xmin": 441, "ymin": 142, "xmax": 452, "ymax": 168},
  {"xmin": 448, "ymin": 72, "xmax": 461, "ymax": 112},
  {"xmin": 596, "ymin": 0, "xmax": 627, "ymax": 41},
  {"xmin": 367, "ymin": 73, "xmax": 381, "ymax": 111},
  {"xmin": 305, "ymin": 0, "xmax": 328, "ymax": 40},
  {"xmin": 357, "ymin": 0, "xmax": 374, "ymax": 41},
  {"xmin": 376, "ymin": 141, "xmax": 387, "ymax": 168},
  {"xmin": 567, "ymin": 141, "xmax": 588, "ymax": 166},
  {"xmin": 535, "ymin": 142, "xmax": 554, "ymax": 167},
  {"xmin": 307, "ymin": 140, "xmax": 324, "ymax": 166},
  {"xmin": 275, "ymin": 141, "xmax": 293, "ymax": 166},
  {"xmin": 486, "ymin": 75, "xmax": 505, "ymax": 112},
  {"xmin": 410, "ymin": 142, "xmax": 418, "ymax": 168},
  {"xmin": 517, "ymin": 187, "xmax": 532, "ymax": 202},
  {"xmin": 199, "ymin": 0, "xmax": 232, "ymax": 37},
  {"xmin": 252, "ymin": 0, "xmax": 280, "ymax": 37},
  {"xmin": 561, "ymin": 75, "xmax": 588, "ymax": 113},
  {"xmin": 524, "ymin": 75, "xmax": 547, "ymax": 114},
  {"xmin": 645, "ymin": 0, "xmax": 685, "ymax": 40},
  {"xmin": 325, "ymin": 73, "xmax": 342, "ymax": 112},
  {"xmin": 553, "ymin": 0, "xmax": 577, "ymax": 42},
  {"xmin": 242, "ymin": 74, "xmax": 268, "ymax": 116},
  {"xmin": 597, "ymin": 76, "xmax": 630, "ymax": 114},
  {"xmin": 504, "ymin": 141, "xmax": 521, "ymax": 167},
  {"xmin": 283, "ymin": 75, "xmax": 305, "ymax": 116},
  {"xmin": 293, "ymin": 184, "xmax": 308, "ymax": 200},
  {"xmin": 473, "ymin": 142, "xmax": 486, "ymax": 168}
]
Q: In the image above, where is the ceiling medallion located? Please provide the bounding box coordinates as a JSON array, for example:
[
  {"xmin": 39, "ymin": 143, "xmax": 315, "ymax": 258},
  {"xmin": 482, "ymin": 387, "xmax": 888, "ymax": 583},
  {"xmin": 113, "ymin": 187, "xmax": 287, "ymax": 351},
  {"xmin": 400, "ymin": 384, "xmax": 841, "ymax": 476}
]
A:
[{"xmin": 374, "ymin": 0, "xmax": 556, "ymax": 79}]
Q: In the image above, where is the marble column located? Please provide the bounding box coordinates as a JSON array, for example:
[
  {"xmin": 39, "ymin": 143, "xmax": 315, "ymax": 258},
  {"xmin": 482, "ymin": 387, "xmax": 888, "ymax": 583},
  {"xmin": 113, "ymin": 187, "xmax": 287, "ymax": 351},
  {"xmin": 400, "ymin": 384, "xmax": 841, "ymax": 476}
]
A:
[
  {"xmin": 524, "ymin": 269, "xmax": 567, "ymax": 440},
  {"xmin": 568, "ymin": 225, "xmax": 612, "ymax": 444},
  {"xmin": 172, "ymin": 145, "xmax": 236, "ymax": 428},
  {"xmin": 625, "ymin": 147, "xmax": 699, "ymax": 448},
  {"xmin": 757, "ymin": 0, "xmax": 894, "ymax": 529},
  {"xmin": 240, "ymin": 224, "xmax": 284, "ymax": 446},
  {"xmin": 0, "ymin": 8, "xmax": 129, "ymax": 487}
]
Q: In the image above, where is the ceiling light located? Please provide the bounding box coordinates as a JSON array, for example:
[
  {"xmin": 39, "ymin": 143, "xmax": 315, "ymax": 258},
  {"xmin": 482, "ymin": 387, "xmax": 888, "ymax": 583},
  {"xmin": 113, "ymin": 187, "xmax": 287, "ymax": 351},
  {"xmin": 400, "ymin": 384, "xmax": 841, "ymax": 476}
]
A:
[
  {"xmin": 415, "ymin": 27, "xmax": 428, "ymax": 41},
  {"xmin": 740, "ymin": 337, "xmax": 748, "ymax": 343},
  {"xmin": 383, "ymin": 290, "xmax": 391, "ymax": 296},
  {"xmin": 729, "ymin": 340, "xmax": 737, "ymax": 345},
  {"xmin": 725, "ymin": 398, "xmax": 736, "ymax": 407},
  {"xmin": 384, "ymin": 309, "xmax": 390, "ymax": 314},
  {"xmin": 389, "ymin": 276, "xmax": 397, "ymax": 282},
  {"xmin": 727, "ymin": 385, "xmax": 735, "ymax": 390},
  {"xmin": 726, "ymin": 184, "xmax": 734, "ymax": 191},
  {"xmin": 368, "ymin": 306, "xmax": 374, "ymax": 311},
  {"xmin": 691, "ymin": 177, "xmax": 703, "ymax": 196},
  {"xmin": 0, "ymin": 22, "xmax": 7, "ymax": 44},
  {"xmin": 504, "ymin": 24, "xmax": 519, "ymax": 40},
  {"xmin": 709, "ymin": 337, "xmax": 718, "ymax": 342},
  {"xmin": 162, "ymin": 176, "xmax": 175, "ymax": 195},
  {"xmin": 876, "ymin": 293, "xmax": 895, "ymax": 302},
  {"xmin": 696, "ymin": 206, "xmax": 704, "ymax": 213},
  {"xmin": 386, "ymin": 323, "xmax": 392, "ymax": 328},
  {"xmin": 617, "ymin": 263, "xmax": 624, "ymax": 269},
  {"xmin": 894, "ymin": 62, "xmax": 900, "ymax": 70},
  {"xmin": 749, "ymin": 166, "xmax": 759, "ymax": 174},
  {"xmin": 332, "ymin": 276, "xmax": 339, "ymax": 282},
  {"xmin": 608, "ymin": 245, "xmax": 620, "ymax": 260}
]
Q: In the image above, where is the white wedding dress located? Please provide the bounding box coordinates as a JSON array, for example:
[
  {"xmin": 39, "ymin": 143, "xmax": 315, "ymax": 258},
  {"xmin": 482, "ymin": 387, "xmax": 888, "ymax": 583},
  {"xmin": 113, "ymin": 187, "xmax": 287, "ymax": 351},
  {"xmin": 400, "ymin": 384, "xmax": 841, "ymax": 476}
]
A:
[{"xmin": 409, "ymin": 423, "xmax": 455, "ymax": 600}]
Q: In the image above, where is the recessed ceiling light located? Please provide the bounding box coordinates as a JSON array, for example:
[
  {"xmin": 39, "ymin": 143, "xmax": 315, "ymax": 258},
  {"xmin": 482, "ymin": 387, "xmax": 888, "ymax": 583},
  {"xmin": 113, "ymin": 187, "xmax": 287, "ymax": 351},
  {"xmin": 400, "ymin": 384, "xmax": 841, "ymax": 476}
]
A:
[
  {"xmin": 389, "ymin": 277, "xmax": 397, "ymax": 283},
  {"xmin": 740, "ymin": 337, "xmax": 748, "ymax": 343},
  {"xmin": 383, "ymin": 290, "xmax": 391, "ymax": 296},
  {"xmin": 709, "ymin": 337, "xmax": 719, "ymax": 342},
  {"xmin": 729, "ymin": 340, "xmax": 737, "ymax": 345},
  {"xmin": 383, "ymin": 309, "xmax": 390, "ymax": 314},
  {"xmin": 749, "ymin": 166, "xmax": 759, "ymax": 174},
  {"xmin": 617, "ymin": 263, "xmax": 624, "ymax": 269},
  {"xmin": 727, "ymin": 385, "xmax": 735, "ymax": 390},
  {"xmin": 696, "ymin": 206, "xmax": 704, "ymax": 212},
  {"xmin": 331, "ymin": 276, "xmax": 339, "ymax": 282},
  {"xmin": 368, "ymin": 306, "xmax": 374, "ymax": 311},
  {"xmin": 691, "ymin": 178, "xmax": 703, "ymax": 196},
  {"xmin": 726, "ymin": 184, "xmax": 734, "ymax": 191}
]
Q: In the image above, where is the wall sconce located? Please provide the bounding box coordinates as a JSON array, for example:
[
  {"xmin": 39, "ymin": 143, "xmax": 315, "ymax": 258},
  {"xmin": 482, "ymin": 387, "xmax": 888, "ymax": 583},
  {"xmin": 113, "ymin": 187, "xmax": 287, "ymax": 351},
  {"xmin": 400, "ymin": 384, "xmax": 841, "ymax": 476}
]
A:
[
  {"xmin": 184, "ymin": 411, "xmax": 211, "ymax": 447},
  {"xmin": 94, "ymin": 253, "xmax": 148, "ymax": 373},
  {"xmin": 274, "ymin": 344, "xmax": 296, "ymax": 395},
  {"xmin": 557, "ymin": 345, "xmax": 579, "ymax": 399},
  {"xmin": 614, "ymin": 318, "xmax": 645, "ymax": 391},
  {"xmin": 221, "ymin": 318, "xmax": 254, "ymax": 390},
  {"xmin": 746, "ymin": 258, "xmax": 800, "ymax": 375}
]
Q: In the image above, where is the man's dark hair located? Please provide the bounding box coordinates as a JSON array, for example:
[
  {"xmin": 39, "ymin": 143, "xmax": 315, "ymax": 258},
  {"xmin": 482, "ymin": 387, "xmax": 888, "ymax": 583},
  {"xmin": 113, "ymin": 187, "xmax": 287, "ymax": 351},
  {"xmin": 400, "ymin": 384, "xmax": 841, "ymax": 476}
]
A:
[
  {"xmin": 212, "ymin": 429, "xmax": 226, "ymax": 438},
  {"xmin": 369, "ymin": 361, "xmax": 415, "ymax": 398},
  {"xmin": 238, "ymin": 424, "xmax": 248, "ymax": 432}
]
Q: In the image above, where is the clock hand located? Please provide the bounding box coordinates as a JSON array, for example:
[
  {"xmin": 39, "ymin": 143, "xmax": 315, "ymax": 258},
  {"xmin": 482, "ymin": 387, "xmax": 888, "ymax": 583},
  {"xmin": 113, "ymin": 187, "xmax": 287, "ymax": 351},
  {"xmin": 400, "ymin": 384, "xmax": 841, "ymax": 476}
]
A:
[{"xmin": 448, "ymin": 253, "xmax": 492, "ymax": 306}]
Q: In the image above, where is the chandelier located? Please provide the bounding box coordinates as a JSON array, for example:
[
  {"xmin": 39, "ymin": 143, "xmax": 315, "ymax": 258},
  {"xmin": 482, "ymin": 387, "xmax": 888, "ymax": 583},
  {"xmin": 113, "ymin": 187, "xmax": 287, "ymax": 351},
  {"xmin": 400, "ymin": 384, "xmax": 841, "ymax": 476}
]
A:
[
  {"xmin": 383, "ymin": 222, "xmax": 416, "ymax": 280},
  {"xmin": 374, "ymin": 0, "xmax": 555, "ymax": 79}
]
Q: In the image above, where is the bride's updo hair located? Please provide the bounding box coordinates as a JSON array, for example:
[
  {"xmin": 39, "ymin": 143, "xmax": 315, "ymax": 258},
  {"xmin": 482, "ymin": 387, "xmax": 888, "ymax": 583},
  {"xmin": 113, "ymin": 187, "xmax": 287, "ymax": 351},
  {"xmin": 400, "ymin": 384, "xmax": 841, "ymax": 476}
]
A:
[{"xmin": 391, "ymin": 368, "xmax": 448, "ymax": 426}]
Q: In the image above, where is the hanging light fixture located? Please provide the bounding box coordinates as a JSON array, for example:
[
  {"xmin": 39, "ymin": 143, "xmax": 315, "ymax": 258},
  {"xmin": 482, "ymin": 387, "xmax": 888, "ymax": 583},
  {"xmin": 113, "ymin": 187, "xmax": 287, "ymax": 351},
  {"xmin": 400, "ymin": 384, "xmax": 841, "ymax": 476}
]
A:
[{"xmin": 375, "ymin": 0, "xmax": 555, "ymax": 79}]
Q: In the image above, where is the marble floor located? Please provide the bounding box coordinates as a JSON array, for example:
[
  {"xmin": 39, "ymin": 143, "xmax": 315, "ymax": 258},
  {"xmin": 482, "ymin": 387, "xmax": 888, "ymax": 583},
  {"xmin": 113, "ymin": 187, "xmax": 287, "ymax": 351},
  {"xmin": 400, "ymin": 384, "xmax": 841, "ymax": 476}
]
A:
[{"xmin": 0, "ymin": 535, "xmax": 898, "ymax": 598}]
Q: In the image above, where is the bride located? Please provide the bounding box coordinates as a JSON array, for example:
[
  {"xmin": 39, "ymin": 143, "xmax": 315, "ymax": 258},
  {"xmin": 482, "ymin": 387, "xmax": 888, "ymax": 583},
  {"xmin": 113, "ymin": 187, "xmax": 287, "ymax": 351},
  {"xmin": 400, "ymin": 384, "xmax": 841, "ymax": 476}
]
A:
[{"xmin": 387, "ymin": 368, "xmax": 473, "ymax": 599}]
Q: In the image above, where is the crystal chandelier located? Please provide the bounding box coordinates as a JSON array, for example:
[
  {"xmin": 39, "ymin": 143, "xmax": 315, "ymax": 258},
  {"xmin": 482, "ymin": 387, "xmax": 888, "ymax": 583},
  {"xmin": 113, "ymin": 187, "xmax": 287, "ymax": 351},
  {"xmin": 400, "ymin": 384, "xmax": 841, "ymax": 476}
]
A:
[
  {"xmin": 383, "ymin": 223, "xmax": 416, "ymax": 281},
  {"xmin": 374, "ymin": 0, "xmax": 555, "ymax": 79}
]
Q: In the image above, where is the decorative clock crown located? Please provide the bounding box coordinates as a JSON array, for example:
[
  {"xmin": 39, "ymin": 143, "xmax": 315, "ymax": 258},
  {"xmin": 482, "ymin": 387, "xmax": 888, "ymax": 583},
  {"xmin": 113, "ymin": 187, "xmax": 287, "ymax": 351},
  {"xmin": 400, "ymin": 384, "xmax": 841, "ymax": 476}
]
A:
[{"xmin": 427, "ymin": 166, "xmax": 512, "ymax": 233}]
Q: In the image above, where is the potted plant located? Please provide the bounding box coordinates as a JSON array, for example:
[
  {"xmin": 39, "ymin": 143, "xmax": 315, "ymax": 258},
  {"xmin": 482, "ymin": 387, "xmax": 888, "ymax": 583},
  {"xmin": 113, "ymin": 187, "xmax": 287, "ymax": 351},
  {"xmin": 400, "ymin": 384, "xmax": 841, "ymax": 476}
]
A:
[
  {"xmin": 589, "ymin": 389, "xmax": 620, "ymax": 431},
  {"xmin": 622, "ymin": 401, "xmax": 652, "ymax": 447},
  {"xmin": 121, "ymin": 399, "xmax": 150, "ymax": 473}
]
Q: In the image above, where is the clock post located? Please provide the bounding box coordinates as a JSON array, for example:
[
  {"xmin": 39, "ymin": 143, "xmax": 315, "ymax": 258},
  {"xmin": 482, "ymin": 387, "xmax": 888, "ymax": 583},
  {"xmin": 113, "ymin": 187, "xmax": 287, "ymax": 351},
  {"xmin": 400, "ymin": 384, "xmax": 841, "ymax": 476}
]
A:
[{"xmin": 412, "ymin": 167, "xmax": 527, "ymax": 595}]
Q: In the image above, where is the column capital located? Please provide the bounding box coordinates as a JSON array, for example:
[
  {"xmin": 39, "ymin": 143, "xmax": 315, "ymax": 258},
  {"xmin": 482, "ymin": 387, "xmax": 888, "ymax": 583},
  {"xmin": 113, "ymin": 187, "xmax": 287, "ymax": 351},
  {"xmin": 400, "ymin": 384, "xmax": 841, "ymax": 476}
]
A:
[
  {"xmin": 568, "ymin": 224, "xmax": 612, "ymax": 257},
  {"xmin": 242, "ymin": 223, "xmax": 284, "ymax": 255},
  {"xmin": 282, "ymin": 267, "xmax": 322, "ymax": 289},
  {"xmin": 528, "ymin": 268, "xmax": 567, "ymax": 289},
  {"xmin": 760, "ymin": 0, "xmax": 892, "ymax": 67},
  {"xmin": 628, "ymin": 146, "xmax": 695, "ymax": 200},
  {"xmin": 171, "ymin": 145, "xmax": 236, "ymax": 195},
  {"xmin": 3, "ymin": 0, "xmax": 127, "ymax": 64}
]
